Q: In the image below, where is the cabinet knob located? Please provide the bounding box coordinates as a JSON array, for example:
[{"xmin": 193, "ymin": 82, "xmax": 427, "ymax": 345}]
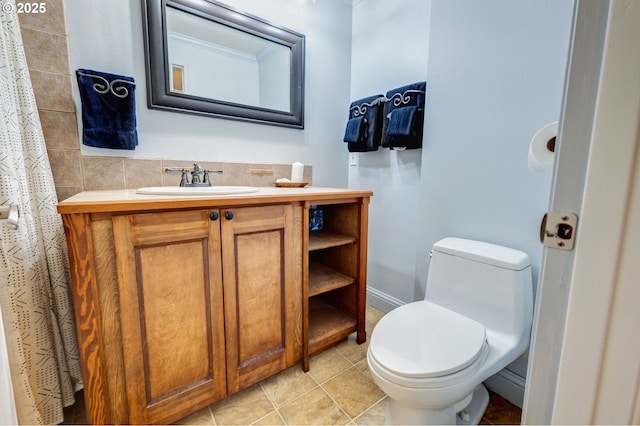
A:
[
  {"xmin": 209, "ymin": 211, "xmax": 219, "ymax": 221},
  {"xmin": 225, "ymin": 211, "xmax": 234, "ymax": 220}
]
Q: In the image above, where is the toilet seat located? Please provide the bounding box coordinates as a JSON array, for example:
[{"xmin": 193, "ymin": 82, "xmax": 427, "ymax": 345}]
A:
[{"xmin": 369, "ymin": 301, "xmax": 487, "ymax": 387}]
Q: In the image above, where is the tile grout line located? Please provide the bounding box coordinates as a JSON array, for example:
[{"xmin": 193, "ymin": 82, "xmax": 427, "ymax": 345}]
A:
[
  {"xmin": 256, "ymin": 380, "xmax": 288, "ymax": 423},
  {"xmin": 317, "ymin": 381, "xmax": 355, "ymax": 425},
  {"xmin": 351, "ymin": 394, "xmax": 387, "ymax": 425},
  {"xmin": 258, "ymin": 354, "xmax": 363, "ymax": 425},
  {"xmin": 257, "ymin": 369, "xmax": 325, "ymax": 424},
  {"xmin": 206, "ymin": 404, "xmax": 218, "ymax": 426}
]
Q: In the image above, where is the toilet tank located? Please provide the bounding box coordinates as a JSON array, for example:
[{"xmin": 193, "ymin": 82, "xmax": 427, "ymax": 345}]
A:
[{"xmin": 425, "ymin": 238, "xmax": 533, "ymax": 339}]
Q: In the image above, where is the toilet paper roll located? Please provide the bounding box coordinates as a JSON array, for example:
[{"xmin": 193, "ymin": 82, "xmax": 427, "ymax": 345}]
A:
[
  {"xmin": 528, "ymin": 121, "xmax": 558, "ymax": 172},
  {"xmin": 291, "ymin": 161, "xmax": 304, "ymax": 182}
]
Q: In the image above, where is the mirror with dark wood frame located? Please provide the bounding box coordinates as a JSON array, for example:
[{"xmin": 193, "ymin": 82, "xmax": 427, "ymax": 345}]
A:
[{"xmin": 142, "ymin": 0, "xmax": 305, "ymax": 128}]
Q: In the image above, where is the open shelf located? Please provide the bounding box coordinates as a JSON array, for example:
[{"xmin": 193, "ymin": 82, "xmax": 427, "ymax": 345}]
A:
[
  {"xmin": 308, "ymin": 298, "xmax": 357, "ymax": 355},
  {"xmin": 303, "ymin": 199, "xmax": 368, "ymax": 372},
  {"xmin": 309, "ymin": 262, "xmax": 354, "ymax": 297},
  {"xmin": 309, "ymin": 231, "xmax": 356, "ymax": 251}
]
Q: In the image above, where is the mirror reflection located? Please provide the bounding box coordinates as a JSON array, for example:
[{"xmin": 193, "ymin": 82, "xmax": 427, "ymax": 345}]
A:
[
  {"xmin": 142, "ymin": 0, "xmax": 305, "ymax": 128},
  {"xmin": 166, "ymin": 6, "xmax": 291, "ymax": 111}
]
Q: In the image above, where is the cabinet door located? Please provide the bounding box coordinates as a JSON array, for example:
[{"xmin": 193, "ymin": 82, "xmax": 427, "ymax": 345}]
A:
[
  {"xmin": 113, "ymin": 210, "xmax": 226, "ymax": 425},
  {"xmin": 220, "ymin": 205, "xmax": 296, "ymax": 393}
]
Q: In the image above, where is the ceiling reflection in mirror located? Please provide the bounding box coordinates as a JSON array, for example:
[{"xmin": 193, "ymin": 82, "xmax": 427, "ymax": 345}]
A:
[{"xmin": 166, "ymin": 6, "xmax": 291, "ymax": 111}]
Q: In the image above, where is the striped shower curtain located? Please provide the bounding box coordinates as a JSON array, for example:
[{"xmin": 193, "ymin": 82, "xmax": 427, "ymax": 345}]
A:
[{"xmin": 0, "ymin": 2, "xmax": 82, "ymax": 424}]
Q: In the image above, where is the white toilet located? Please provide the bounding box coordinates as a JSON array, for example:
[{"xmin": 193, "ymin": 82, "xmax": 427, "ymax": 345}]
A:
[{"xmin": 367, "ymin": 237, "xmax": 533, "ymax": 425}]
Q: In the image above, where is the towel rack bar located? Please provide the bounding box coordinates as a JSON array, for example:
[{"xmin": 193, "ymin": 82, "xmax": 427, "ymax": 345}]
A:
[
  {"xmin": 382, "ymin": 89, "xmax": 425, "ymax": 106},
  {"xmin": 349, "ymin": 96, "xmax": 387, "ymax": 116},
  {"xmin": 76, "ymin": 70, "xmax": 136, "ymax": 99},
  {"xmin": 350, "ymin": 89, "xmax": 426, "ymax": 115},
  {"xmin": 76, "ymin": 70, "xmax": 136, "ymax": 86}
]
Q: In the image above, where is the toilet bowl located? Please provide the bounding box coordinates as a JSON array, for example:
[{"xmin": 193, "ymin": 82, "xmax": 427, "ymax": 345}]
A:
[{"xmin": 367, "ymin": 238, "xmax": 533, "ymax": 425}]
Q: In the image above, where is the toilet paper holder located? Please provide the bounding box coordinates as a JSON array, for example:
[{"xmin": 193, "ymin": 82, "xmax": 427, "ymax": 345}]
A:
[{"xmin": 528, "ymin": 122, "xmax": 558, "ymax": 172}]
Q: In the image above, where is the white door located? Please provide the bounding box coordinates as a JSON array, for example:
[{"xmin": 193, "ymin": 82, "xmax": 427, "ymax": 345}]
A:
[{"xmin": 524, "ymin": 0, "xmax": 640, "ymax": 423}]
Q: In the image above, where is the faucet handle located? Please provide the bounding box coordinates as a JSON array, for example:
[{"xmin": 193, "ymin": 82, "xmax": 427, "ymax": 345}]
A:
[
  {"xmin": 165, "ymin": 167, "xmax": 190, "ymax": 186},
  {"xmin": 202, "ymin": 168, "xmax": 223, "ymax": 185}
]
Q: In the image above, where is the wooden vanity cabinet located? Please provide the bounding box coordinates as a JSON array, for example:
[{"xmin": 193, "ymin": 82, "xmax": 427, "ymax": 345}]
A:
[
  {"xmin": 58, "ymin": 188, "xmax": 370, "ymax": 425},
  {"xmin": 63, "ymin": 203, "xmax": 301, "ymax": 424}
]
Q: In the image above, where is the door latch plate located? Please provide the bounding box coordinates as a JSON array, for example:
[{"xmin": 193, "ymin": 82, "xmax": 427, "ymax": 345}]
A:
[{"xmin": 540, "ymin": 212, "xmax": 578, "ymax": 251}]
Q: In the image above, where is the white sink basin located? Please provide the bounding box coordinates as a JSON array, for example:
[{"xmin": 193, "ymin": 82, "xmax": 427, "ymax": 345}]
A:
[{"xmin": 137, "ymin": 186, "xmax": 259, "ymax": 196}]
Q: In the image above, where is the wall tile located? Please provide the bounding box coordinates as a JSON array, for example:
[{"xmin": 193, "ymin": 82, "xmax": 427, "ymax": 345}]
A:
[
  {"xmin": 40, "ymin": 110, "xmax": 79, "ymax": 150},
  {"xmin": 273, "ymin": 164, "xmax": 292, "ymax": 182},
  {"xmin": 303, "ymin": 165, "xmax": 313, "ymax": 184},
  {"xmin": 223, "ymin": 163, "xmax": 252, "ymax": 186},
  {"xmin": 198, "ymin": 161, "xmax": 225, "ymax": 186},
  {"xmin": 55, "ymin": 186, "xmax": 84, "ymax": 202},
  {"xmin": 47, "ymin": 148, "xmax": 83, "ymax": 188},
  {"xmin": 21, "ymin": 27, "xmax": 69, "ymax": 74},
  {"xmin": 161, "ymin": 159, "xmax": 196, "ymax": 186},
  {"xmin": 250, "ymin": 164, "xmax": 274, "ymax": 187},
  {"xmin": 82, "ymin": 156, "xmax": 125, "ymax": 190},
  {"xmin": 18, "ymin": 0, "xmax": 66, "ymax": 35},
  {"xmin": 124, "ymin": 158, "xmax": 163, "ymax": 189},
  {"xmin": 30, "ymin": 70, "xmax": 75, "ymax": 112}
]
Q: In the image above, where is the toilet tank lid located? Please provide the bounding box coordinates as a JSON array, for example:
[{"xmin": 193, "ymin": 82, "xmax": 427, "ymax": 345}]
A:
[{"xmin": 433, "ymin": 238, "xmax": 530, "ymax": 270}]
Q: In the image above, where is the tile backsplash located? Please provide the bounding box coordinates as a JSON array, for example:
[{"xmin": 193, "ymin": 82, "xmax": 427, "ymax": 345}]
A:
[
  {"xmin": 80, "ymin": 157, "xmax": 312, "ymax": 193},
  {"xmin": 18, "ymin": 1, "xmax": 311, "ymax": 203}
]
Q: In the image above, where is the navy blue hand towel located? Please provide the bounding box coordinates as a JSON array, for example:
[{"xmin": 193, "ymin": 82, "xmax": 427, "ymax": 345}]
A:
[
  {"xmin": 343, "ymin": 116, "xmax": 367, "ymax": 143},
  {"xmin": 345, "ymin": 94, "xmax": 383, "ymax": 152},
  {"xmin": 382, "ymin": 81, "xmax": 426, "ymax": 149},
  {"xmin": 76, "ymin": 69, "xmax": 138, "ymax": 150},
  {"xmin": 386, "ymin": 106, "xmax": 419, "ymax": 136}
]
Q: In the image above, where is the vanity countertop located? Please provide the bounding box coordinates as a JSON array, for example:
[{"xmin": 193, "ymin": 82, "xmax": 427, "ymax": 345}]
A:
[{"xmin": 57, "ymin": 187, "xmax": 373, "ymax": 214}]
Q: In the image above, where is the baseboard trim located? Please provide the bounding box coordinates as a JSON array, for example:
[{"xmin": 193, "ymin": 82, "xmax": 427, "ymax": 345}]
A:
[
  {"xmin": 366, "ymin": 287, "xmax": 405, "ymax": 313},
  {"xmin": 484, "ymin": 368, "xmax": 526, "ymax": 408}
]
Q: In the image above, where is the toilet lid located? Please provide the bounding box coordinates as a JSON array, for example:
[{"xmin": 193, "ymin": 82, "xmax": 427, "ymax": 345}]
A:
[{"xmin": 369, "ymin": 301, "xmax": 486, "ymax": 378}]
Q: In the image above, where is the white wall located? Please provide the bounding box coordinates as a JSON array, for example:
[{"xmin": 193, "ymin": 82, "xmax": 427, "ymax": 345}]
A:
[
  {"xmin": 259, "ymin": 46, "xmax": 291, "ymax": 111},
  {"xmin": 349, "ymin": 0, "xmax": 432, "ymax": 305},
  {"xmin": 417, "ymin": 0, "xmax": 573, "ymax": 380},
  {"xmin": 64, "ymin": 0, "xmax": 353, "ymax": 187},
  {"xmin": 66, "ymin": 0, "xmax": 573, "ymax": 391},
  {"xmin": 168, "ymin": 34, "xmax": 260, "ymax": 105}
]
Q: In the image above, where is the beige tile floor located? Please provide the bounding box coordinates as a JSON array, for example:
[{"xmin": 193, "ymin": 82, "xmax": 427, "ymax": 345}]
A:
[{"xmin": 63, "ymin": 305, "xmax": 522, "ymax": 425}]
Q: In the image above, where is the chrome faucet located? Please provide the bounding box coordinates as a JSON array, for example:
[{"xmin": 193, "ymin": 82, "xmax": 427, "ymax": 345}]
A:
[{"xmin": 165, "ymin": 162, "xmax": 223, "ymax": 187}]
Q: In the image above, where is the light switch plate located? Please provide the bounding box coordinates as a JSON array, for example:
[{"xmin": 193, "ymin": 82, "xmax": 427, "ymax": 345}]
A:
[{"xmin": 349, "ymin": 153, "xmax": 358, "ymax": 166}]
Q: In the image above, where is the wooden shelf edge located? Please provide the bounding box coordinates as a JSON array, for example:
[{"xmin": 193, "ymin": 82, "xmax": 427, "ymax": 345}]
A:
[
  {"xmin": 308, "ymin": 231, "xmax": 356, "ymax": 251},
  {"xmin": 308, "ymin": 262, "xmax": 354, "ymax": 297}
]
